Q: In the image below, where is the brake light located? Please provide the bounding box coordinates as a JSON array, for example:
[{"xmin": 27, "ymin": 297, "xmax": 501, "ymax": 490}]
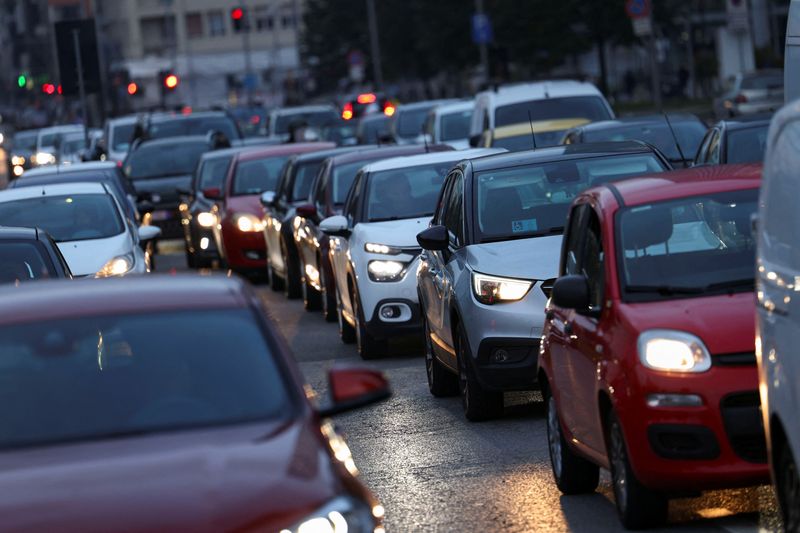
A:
[
  {"xmin": 342, "ymin": 102, "xmax": 354, "ymax": 121},
  {"xmin": 383, "ymin": 103, "xmax": 396, "ymax": 117},
  {"xmin": 734, "ymin": 93, "xmax": 748, "ymax": 104},
  {"xmin": 357, "ymin": 92, "xmax": 377, "ymax": 104}
]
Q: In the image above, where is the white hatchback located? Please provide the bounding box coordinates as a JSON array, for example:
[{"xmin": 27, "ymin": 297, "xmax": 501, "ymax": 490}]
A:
[{"xmin": 0, "ymin": 182, "xmax": 159, "ymax": 277}]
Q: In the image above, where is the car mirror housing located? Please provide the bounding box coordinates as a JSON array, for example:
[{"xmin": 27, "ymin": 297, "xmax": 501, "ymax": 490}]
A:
[
  {"xmin": 417, "ymin": 225, "xmax": 448, "ymax": 251},
  {"xmin": 138, "ymin": 225, "xmax": 162, "ymax": 242},
  {"xmin": 320, "ymin": 215, "xmax": 350, "ymax": 237},
  {"xmin": 551, "ymin": 275, "xmax": 592, "ymax": 312},
  {"xmin": 203, "ymin": 187, "xmax": 222, "ymax": 200},
  {"xmin": 260, "ymin": 191, "xmax": 276, "ymax": 207},
  {"xmin": 296, "ymin": 203, "xmax": 317, "ymax": 218},
  {"xmin": 317, "ymin": 366, "xmax": 391, "ymax": 418}
]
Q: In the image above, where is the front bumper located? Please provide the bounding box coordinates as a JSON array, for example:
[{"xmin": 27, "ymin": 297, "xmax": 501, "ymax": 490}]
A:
[
  {"xmin": 183, "ymin": 219, "xmax": 220, "ymax": 260},
  {"xmin": 221, "ymin": 222, "xmax": 267, "ymax": 271},
  {"xmin": 364, "ymin": 298, "xmax": 423, "ymax": 339},
  {"xmin": 357, "ymin": 255, "xmax": 423, "ymax": 340},
  {"xmin": 148, "ymin": 207, "xmax": 183, "ymax": 239}
]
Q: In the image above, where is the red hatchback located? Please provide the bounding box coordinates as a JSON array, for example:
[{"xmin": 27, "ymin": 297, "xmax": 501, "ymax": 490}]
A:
[
  {"xmin": 209, "ymin": 142, "xmax": 334, "ymax": 276},
  {"xmin": 0, "ymin": 276, "xmax": 387, "ymax": 532},
  {"xmin": 539, "ymin": 164, "xmax": 768, "ymax": 529}
]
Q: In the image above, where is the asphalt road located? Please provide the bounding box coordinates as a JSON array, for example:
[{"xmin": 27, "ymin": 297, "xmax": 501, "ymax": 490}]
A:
[{"xmin": 155, "ymin": 246, "xmax": 781, "ymax": 533}]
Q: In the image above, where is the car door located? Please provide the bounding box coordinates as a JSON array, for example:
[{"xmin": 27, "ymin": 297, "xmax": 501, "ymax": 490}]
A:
[
  {"xmin": 332, "ymin": 172, "xmax": 363, "ymax": 320},
  {"xmin": 265, "ymin": 164, "xmax": 292, "ymax": 271},
  {"xmin": 437, "ymin": 171, "xmax": 467, "ymax": 367}
]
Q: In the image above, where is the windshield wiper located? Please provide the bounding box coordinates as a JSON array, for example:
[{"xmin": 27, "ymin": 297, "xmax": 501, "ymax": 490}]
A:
[
  {"xmin": 480, "ymin": 226, "xmax": 564, "ymax": 244},
  {"xmin": 702, "ymin": 278, "xmax": 755, "ymax": 292},
  {"xmin": 370, "ymin": 213, "xmax": 432, "ymax": 223}
]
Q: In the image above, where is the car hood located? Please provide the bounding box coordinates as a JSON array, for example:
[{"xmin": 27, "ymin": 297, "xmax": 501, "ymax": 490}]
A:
[
  {"xmin": 464, "ymin": 235, "xmax": 562, "ymax": 280},
  {"xmin": 617, "ymin": 292, "xmax": 756, "ymax": 355},
  {"xmin": 0, "ymin": 419, "xmax": 341, "ymax": 533},
  {"xmin": 56, "ymin": 232, "xmax": 132, "ymax": 277},
  {"xmin": 131, "ymin": 174, "xmax": 193, "ymax": 209},
  {"xmin": 225, "ymin": 194, "xmax": 263, "ymax": 216},
  {"xmin": 359, "ymin": 217, "xmax": 431, "ymax": 247}
]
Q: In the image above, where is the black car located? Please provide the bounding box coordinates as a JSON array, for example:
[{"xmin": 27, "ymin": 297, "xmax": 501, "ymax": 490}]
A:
[
  {"xmin": 142, "ymin": 111, "xmax": 243, "ymax": 144},
  {"xmin": 562, "ymin": 113, "xmax": 707, "ymax": 168},
  {"xmin": 123, "ymin": 135, "xmax": 222, "ymax": 239},
  {"xmin": 693, "ymin": 116, "xmax": 771, "ymax": 166},
  {"xmin": 9, "ymin": 129, "xmax": 39, "ymax": 178},
  {"xmin": 293, "ymin": 143, "xmax": 454, "ymax": 317},
  {"xmin": 180, "ymin": 147, "xmax": 246, "ymax": 268},
  {"xmin": 0, "ymin": 226, "xmax": 72, "ymax": 284},
  {"xmin": 357, "ymin": 114, "xmax": 392, "ymax": 144}
]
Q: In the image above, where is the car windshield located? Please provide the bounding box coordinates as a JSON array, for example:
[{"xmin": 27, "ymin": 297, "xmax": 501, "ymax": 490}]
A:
[
  {"xmin": 0, "ymin": 242, "xmax": 55, "ymax": 284},
  {"xmin": 14, "ymin": 132, "xmax": 38, "ymax": 151},
  {"xmin": 397, "ymin": 107, "xmax": 434, "ymax": 138},
  {"xmin": 274, "ymin": 111, "xmax": 337, "ymax": 135},
  {"xmin": 333, "ymin": 160, "xmax": 372, "ymax": 204},
  {"xmin": 475, "ymin": 154, "xmax": 666, "ymax": 242},
  {"xmin": 292, "ymin": 160, "xmax": 324, "ymax": 201},
  {"xmin": 617, "ymin": 189, "xmax": 758, "ymax": 301},
  {"xmin": 197, "ymin": 155, "xmax": 233, "ymax": 190},
  {"xmin": 366, "ymin": 161, "xmax": 454, "ymax": 221},
  {"xmin": 726, "ymin": 125, "xmax": 769, "ymax": 164},
  {"xmin": 149, "ymin": 117, "xmax": 239, "ymax": 140},
  {"xmin": 233, "ymin": 156, "xmax": 289, "ymax": 196},
  {"xmin": 39, "ymin": 133, "xmax": 60, "ymax": 148},
  {"xmin": 0, "ymin": 309, "xmax": 292, "ymax": 450},
  {"xmin": 0, "ymin": 194, "xmax": 124, "ymax": 242},
  {"xmin": 125, "ymin": 142, "xmax": 208, "ymax": 179},
  {"xmin": 495, "ymin": 96, "xmax": 611, "ymax": 128},
  {"xmin": 441, "ymin": 110, "xmax": 473, "ymax": 141},
  {"xmin": 359, "ymin": 117, "xmax": 390, "ymax": 143},
  {"xmin": 111, "ymin": 123, "xmax": 136, "ymax": 152},
  {"xmin": 583, "ymin": 120, "xmax": 707, "ymax": 161}
]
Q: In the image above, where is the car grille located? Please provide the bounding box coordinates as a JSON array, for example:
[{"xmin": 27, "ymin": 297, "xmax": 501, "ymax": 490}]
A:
[{"xmin": 719, "ymin": 391, "xmax": 767, "ymax": 464}]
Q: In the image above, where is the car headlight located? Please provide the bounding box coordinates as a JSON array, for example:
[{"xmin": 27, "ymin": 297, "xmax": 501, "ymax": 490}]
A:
[
  {"xmin": 368, "ymin": 260, "xmax": 407, "ymax": 282},
  {"xmin": 33, "ymin": 151, "xmax": 55, "ymax": 165},
  {"xmin": 637, "ymin": 330, "xmax": 712, "ymax": 373},
  {"xmin": 12, "ymin": 165, "xmax": 24, "ymax": 177},
  {"xmin": 472, "ymin": 272, "xmax": 533, "ymax": 305},
  {"xmin": 235, "ymin": 213, "xmax": 265, "ymax": 232},
  {"xmin": 11, "ymin": 155, "xmax": 25, "ymax": 166},
  {"xmin": 279, "ymin": 496, "xmax": 381, "ymax": 533},
  {"xmin": 364, "ymin": 242, "xmax": 401, "ymax": 255},
  {"xmin": 95, "ymin": 254, "xmax": 134, "ymax": 278},
  {"xmin": 196, "ymin": 211, "xmax": 216, "ymax": 228}
]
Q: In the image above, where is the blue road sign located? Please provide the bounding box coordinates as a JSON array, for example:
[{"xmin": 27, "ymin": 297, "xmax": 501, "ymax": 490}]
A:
[{"xmin": 471, "ymin": 13, "xmax": 493, "ymax": 45}]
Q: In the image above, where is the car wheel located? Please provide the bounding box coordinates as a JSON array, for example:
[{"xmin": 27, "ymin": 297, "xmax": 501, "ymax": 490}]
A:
[
  {"xmin": 545, "ymin": 387, "xmax": 599, "ymax": 494},
  {"xmin": 353, "ymin": 288, "xmax": 384, "ymax": 360},
  {"xmin": 423, "ymin": 315, "xmax": 458, "ymax": 397},
  {"xmin": 456, "ymin": 323, "xmax": 503, "ymax": 421},
  {"xmin": 321, "ymin": 269, "xmax": 337, "ymax": 323},
  {"xmin": 267, "ymin": 258, "xmax": 283, "ymax": 291},
  {"xmin": 281, "ymin": 238, "xmax": 301, "ymax": 299},
  {"xmin": 337, "ymin": 286, "xmax": 356, "ymax": 344},
  {"xmin": 301, "ymin": 260, "xmax": 322, "ymax": 311},
  {"xmin": 777, "ymin": 442, "xmax": 800, "ymax": 532},
  {"xmin": 607, "ymin": 409, "xmax": 668, "ymax": 529},
  {"xmin": 185, "ymin": 249, "xmax": 197, "ymax": 269}
]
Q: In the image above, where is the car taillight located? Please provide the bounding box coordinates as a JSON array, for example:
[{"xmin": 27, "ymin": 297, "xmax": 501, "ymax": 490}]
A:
[
  {"xmin": 383, "ymin": 102, "xmax": 396, "ymax": 116},
  {"xmin": 116, "ymin": 160, "xmax": 123, "ymax": 168},
  {"xmin": 342, "ymin": 102, "xmax": 354, "ymax": 120},
  {"xmin": 734, "ymin": 93, "xmax": 748, "ymax": 104},
  {"xmin": 357, "ymin": 92, "xmax": 376, "ymax": 104}
]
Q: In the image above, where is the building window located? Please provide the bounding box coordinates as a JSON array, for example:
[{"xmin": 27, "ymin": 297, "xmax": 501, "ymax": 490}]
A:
[
  {"xmin": 140, "ymin": 15, "xmax": 176, "ymax": 55},
  {"xmin": 185, "ymin": 13, "xmax": 203, "ymax": 39},
  {"xmin": 208, "ymin": 10, "xmax": 226, "ymax": 37},
  {"xmin": 281, "ymin": 4, "xmax": 295, "ymax": 28},
  {"xmin": 255, "ymin": 6, "xmax": 274, "ymax": 31}
]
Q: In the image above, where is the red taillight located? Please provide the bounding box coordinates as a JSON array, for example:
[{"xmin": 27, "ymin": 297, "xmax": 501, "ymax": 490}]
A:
[
  {"xmin": 342, "ymin": 102, "xmax": 354, "ymax": 120},
  {"xmin": 357, "ymin": 92, "xmax": 377, "ymax": 105},
  {"xmin": 383, "ymin": 103, "xmax": 396, "ymax": 117},
  {"xmin": 734, "ymin": 93, "xmax": 748, "ymax": 104},
  {"xmin": 116, "ymin": 160, "xmax": 123, "ymax": 168}
]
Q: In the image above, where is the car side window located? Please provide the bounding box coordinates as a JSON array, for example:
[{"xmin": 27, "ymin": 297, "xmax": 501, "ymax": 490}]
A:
[
  {"xmin": 434, "ymin": 175, "xmax": 453, "ymax": 226},
  {"xmin": 443, "ymin": 172, "xmax": 465, "ymax": 247},
  {"xmin": 580, "ymin": 211, "xmax": 605, "ymax": 312},
  {"xmin": 344, "ymin": 172, "xmax": 363, "ymax": 224},
  {"xmin": 706, "ymin": 130, "xmax": 721, "ymax": 164},
  {"xmin": 313, "ymin": 165, "xmax": 328, "ymax": 214},
  {"xmin": 694, "ymin": 130, "xmax": 712, "ymax": 164},
  {"xmin": 562, "ymin": 204, "xmax": 588, "ymax": 276}
]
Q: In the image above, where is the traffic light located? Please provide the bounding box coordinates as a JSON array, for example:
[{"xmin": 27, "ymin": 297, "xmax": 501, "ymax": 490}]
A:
[
  {"xmin": 127, "ymin": 82, "xmax": 139, "ymax": 96},
  {"xmin": 161, "ymin": 72, "xmax": 179, "ymax": 91},
  {"xmin": 231, "ymin": 7, "xmax": 246, "ymax": 32},
  {"xmin": 17, "ymin": 75, "xmax": 26, "ymax": 88}
]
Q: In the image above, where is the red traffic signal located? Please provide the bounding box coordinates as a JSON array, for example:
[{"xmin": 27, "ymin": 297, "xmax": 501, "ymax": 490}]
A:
[
  {"xmin": 127, "ymin": 82, "xmax": 139, "ymax": 95},
  {"xmin": 231, "ymin": 7, "xmax": 244, "ymax": 20},
  {"xmin": 41, "ymin": 83, "xmax": 56, "ymax": 95},
  {"xmin": 231, "ymin": 7, "xmax": 246, "ymax": 31},
  {"xmin": 164, "ymin": 74, "xmax": 179, "ymax": 90}
]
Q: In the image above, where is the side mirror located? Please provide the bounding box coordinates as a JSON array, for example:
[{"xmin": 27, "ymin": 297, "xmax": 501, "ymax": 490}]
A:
[
  {"xmin": 317, "ymin": 366, "xmax": 391, "ymax": 417},
  {"xmin": 137, "ymin": 200, "xmax": 155, "ymax": 214},
  {"xmin": 203, "ymin": 187, "xmax": 222, "ymax": 200},
  {"xmin": 260, "ymin": 191, "xmax": 276, "ymax": 207},
  {"xmin": 296, "ymin": 203, "xmax": 317, "ymax": 218},
  {"xmin": 469, "ymin": 133, "xmax": 482, "ymax": 148},
  {"xmin": 138, "ymin": 225, "xmax": 162, "ymax": 242},
  {"xmin": 417, "ymin": 225, "xmax": 448, "ymax": 251},
  {"xmin": 551, "ymin": 275, "xmax": 591, "ymax": 312},
  {"xmin": 320, "ymin": 215, "xmax": 350, "ymax": 237}
]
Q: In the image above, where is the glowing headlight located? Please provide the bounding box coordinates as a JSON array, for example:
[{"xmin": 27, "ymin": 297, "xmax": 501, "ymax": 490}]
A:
[
  {"xmin": 196, "ymin": 211, "xmax": 216, "ymax": 228},
  {"xmin": 278, "ymin": 496, "xmax": 379, "ymax": 533},
  {"xmin": 235, "ymin": 213, "xmax": 265, "ymax": 232},
  {"xmin": 11, "ymin": 155, "xmax": 25, "ymax": 166},
  {"xmin": 95, "ymin": 254, "xmax": 134, "ymax": 278},
  {"xmin": 637, "ymin": 330, "xmax": 711, "ymax": 373},
  {"xmin": 472, "ymin": 272, "xmax": 533, "ymax": 305},
  {"xmin": 368, "ymin": 260, "xmax": 406, "ymax": 282},
  {"xmin": 365, "ymin": 242, "xmax": 402, "ymax": 255},
  {"xmin": 12, "ymin": 165, "xmax": 24, "ymax": 177},
  {"xmin": 33, "ymin": 152, "xmax": 55, "ymax": 165}
]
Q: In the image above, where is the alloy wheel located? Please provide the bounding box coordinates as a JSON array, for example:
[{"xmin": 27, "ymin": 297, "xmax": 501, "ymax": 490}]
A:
[
  {"xmin": 547, "ymin": 396, "xmax": 563, "ymax": 479},
  {"xmin": 609, "ymin": 418, "xmax": 629, "ymax": 515}
]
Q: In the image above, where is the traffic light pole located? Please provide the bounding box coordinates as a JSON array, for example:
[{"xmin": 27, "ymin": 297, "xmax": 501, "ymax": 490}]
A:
[
  {"xmin": 240, "ymin": 10, "xmax": 255, "ymax": 105},
  {"xmin": 366, "ymin": 0, "xmax": 383, "ymax": 90},
  {"xmin": 72, "ymin": 29, "xmax": 90, "ymax": 149}
]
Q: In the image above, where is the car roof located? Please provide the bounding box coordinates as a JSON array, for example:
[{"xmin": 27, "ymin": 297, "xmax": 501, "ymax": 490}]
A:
[
  {"xmin": 328, "ymin": 144, "xmax": 452, "ymax": 166},
  {"xmin": 38, "ymin": 125, "xmax": 84, "ymax": 135},
  {"xmin": 199, "ymin": 146, "xmax": 249, "ymax": 161},
  {"xmin": 10, "ymin": 171, "xmax": 113, "ymax": 189},
  {"xmin": 291, "ymin": 145, "xmax": 369, "ymax": 163},
  {"xmin": 0, "ymin": 226, "xmax": 39, "ymax": 240},
  {"xmin": 14, "ymin": 129, "xmax": 40, "ymax": 137},
  {"xmin": 0, "ymin": 181, "xmax": 108, "ymax": 201},
  {"xmin": 493, "ymin": 118, "xmax": 592, "ymax": 139},
  {"xmin": 273, "ymin": 105, "xmax": 336, "ymax": 116},
  {"xmin": 433, "ymin": 100, "xmax": 475, "ymax": 116},
  {"xmin": 574, "ymin": 113, "xmax": 703, "ymax": 133},
  {"xmin": 149, "ymin": 111, "xmax": 230, "ymax": 123},
  {"xmin": 107, "ymin": 115, "xmax": 139, "ymax": 126},
  {"xmin": 602, "ymin": 163, "xmax": 762, "ymax": 208},
  {"xmin": 470, "ymin": 141, "xmax": 658, "ymax": 172},
  {"xmin": 0, "ymin": 275, "xmax": 251, "ymax": 327},
  {"xmin": 236, "ymin": 142, "xmax": 336, "ymax": 162},
  {"xmin": 22, "ymin": 161, "xmax": 117, "ymax": 178},
  {"xmin": 479, "ymin": 80, "xmax": 603, "ymax": 106},
  {"xmin": 362, "ymin": 148, "xmax": 501, "ymax": 173}
]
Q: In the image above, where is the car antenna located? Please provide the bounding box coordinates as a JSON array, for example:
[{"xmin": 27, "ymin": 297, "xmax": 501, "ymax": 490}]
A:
[
  {"xmin": 663, "ymin": 113, "xmax": 687, "ymax": 164},
  {"xmin": 527, "ymin": 110, "xmax": 538, "ymax": 151},
  {"xmin": 423, "ymin": 128, "xmax": 430, "ymax": 153}
]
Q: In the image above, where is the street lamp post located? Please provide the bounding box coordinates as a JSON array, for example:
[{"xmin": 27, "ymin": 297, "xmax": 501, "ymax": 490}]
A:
[{"xmin": 366, "ymin": 0, "xmax": 383, "ymax": 90}]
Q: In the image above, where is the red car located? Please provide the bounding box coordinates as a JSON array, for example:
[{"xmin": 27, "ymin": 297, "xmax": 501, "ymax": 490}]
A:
[
  {"xmin": 539, "ymin": 164, "xmax": 768, "ymax": 529},
  {"xmin": 0, "ymin": 275, "xmax": 387, "ymax": 532},
  {"xmin": 208, "ymin": 142, "xmax": 334, "ymax": 276}
]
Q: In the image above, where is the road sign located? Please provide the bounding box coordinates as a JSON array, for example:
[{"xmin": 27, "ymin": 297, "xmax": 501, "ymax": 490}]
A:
[
  {"xmin": 471, "ymin": 13, "xmax": 493, "ymax": 45},
  {"xmin": 54, "ymin": 19, "xmax": 101, "ymax": 96},
  {"xmin": 632, "ymin": 17, "xmax": 653, "ymax": 37},
  {"xmin": 625, "ymin": 0, "xmax": 651, "ymax": 20},
  {"xmin": 727, "ymin": 0, "xmax": 750, "ymax": 33}
]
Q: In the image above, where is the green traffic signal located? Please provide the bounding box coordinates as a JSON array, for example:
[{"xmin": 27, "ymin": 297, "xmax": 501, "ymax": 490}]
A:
[{"xmin": 17, "ymin": 75, "xmax": 26, "ymax": 88}]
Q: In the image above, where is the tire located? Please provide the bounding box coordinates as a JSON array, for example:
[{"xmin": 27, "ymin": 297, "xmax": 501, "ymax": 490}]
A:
[
  {"xmin": 185, "ymin": 250, "xmax": 197, "ymax": 269},
  {"xmin": 301, "ymin": 260, "xmax": 322, "ymax": 311},
  {"xmin": 607, "ymin": 410, "xmax": 668, "ymax": 529},
  {"xmin": 423, "ymin": 315, "xmax": 459, "ymax": 397},
  {"xmin": 776, "ymin": 442, "xmax": 800, "ymax": 533},
  {"xmin": 545, "ymin": 388, "xmax": 599, "ymax": 494},
  {"xmin": 456, "ymin": 323, "xmax": 503, "ymax": 421},
  {"xmin": 281, "ymin": 238, "xmax": 301, "ymax": 299},
  {"xmin": 321, "ymin": 268, "xmax": 338, "ymax": 322},
  {"xmin": 337, "ymin": 286, "xmax": 356, "ymax": 344},
  {"xmin": 353, "ymin": 287, "xmax": 385, "ymax": 360},
  {"xmin": 267, "ymin": 259, "xmax": 283, "ymax": 291}
]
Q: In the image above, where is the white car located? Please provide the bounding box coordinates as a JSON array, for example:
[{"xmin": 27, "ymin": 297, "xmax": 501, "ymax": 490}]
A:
[
  {"xmin": 756, "ymin": 102, "xmax": 800, "ymax": 528},
  {"xmin": 320, "ymin": 149, "xmax": 500, "ymax": 359},
  {"xmin": 35, "ymin": 124, "xmax": 84, "ymax": 166},
  {"xmin": 424, "ymin": 100, "xmax": 475, "ymax": 150},
  {"xmin": 0, "ymin": 182, "xmax": 160, "ymax": 277},
  {"xmin": 103, "ymin": 115, "xmax": 139, "ymax": 162}
]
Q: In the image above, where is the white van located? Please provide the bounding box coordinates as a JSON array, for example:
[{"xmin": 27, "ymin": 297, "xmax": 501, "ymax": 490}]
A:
[
  {"xmin": 468, "ymin": 80, "xmax": 614, "ymax": 145},
  {"xmin": 755, "ymin": 99, "xmax": 800, "ymax": 528}
]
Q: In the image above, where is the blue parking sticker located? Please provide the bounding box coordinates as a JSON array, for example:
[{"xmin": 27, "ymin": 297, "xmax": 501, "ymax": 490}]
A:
[{"xmin": 511, "ymin": 219, "xmax": 538, "ymax": 233}]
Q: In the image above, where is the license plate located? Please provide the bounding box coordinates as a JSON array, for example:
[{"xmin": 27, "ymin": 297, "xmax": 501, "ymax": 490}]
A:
[{"xmin": 151, "ymin": 209, "xmax": 173, "ymax": 221}]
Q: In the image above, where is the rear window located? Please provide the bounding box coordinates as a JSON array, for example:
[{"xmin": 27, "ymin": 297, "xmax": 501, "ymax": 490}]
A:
[
  {"xmin": 441, "ymin": 110, "xmax": 473, "ymax": 141},
  {"xmin": 233, "ymin": 157, "xmax": 289, "ymax": 196},
  {"xmin": 125, "ymin": 141, "xmax": 208, "ymax": 179},
  {"xmin": 274, "ymin": 111, "xmax": 338, "ymax": 135},
  {"xmin": 397, "ymin": 107, "xmax": 434, "ymax": 138},
  {"xmin": 149, "ymin": 117, "xmax": 239, "ymax": 141},
  {"xmin": 0, "ymin": 309, "xmax": 292, "ymax": 450},
  {"xmin": 197, "ymin": 155, "xmax": 233, "ymax": 191},
  {"xmin": 0, "ymin": 242, "xmax": 55, "ymax": 284},
  {"xmin": 495, "ymin": 96, "xmax": 611, "ymax": 128},
  {"xmin": 583, "ymin": 120, "xmax": 707, "ymax": 161},
  {"xmin": 741, "ymin": 74, "xmax": 783, "ymax": 91},
  {"xmin": 13, "ymin": 132, "xmax": 38, "ymax": 152},
  {"xmin": 726, "ymin": 125, "xmax": 769, "ymax": 164},
  {"xmin": 111, "ymin": 123, "xmax": 136, "ymax": 152}
]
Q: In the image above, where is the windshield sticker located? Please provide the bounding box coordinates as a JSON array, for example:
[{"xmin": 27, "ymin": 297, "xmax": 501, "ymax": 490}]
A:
[{"xmin": 512, "ymin": 219, "xmax": 538, "ymax": 233}]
